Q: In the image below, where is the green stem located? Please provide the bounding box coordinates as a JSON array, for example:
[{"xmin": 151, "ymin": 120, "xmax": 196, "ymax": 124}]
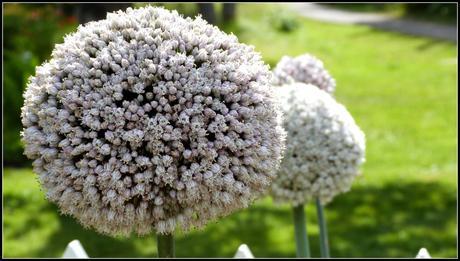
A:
[
  {"xmin": 293, "ymin": 204, "xmax": 311, "ymax": 257},
  {"xmin": 157, "ymin": 233, "xmax": 175, "ymax": 258},
  {"xmin": 316, "ymin": 198, "xmax": 330, "ymax": 258}
]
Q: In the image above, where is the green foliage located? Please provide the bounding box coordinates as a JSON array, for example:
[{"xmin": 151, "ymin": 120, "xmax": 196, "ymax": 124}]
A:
[
  {"xmin": 269, "ymin": 9, "xmax": 300, "ymax": 33},
  {"xmin": 3, "ymin": 50, "xmax": 38, "ymax": 166},
  {"xmin": 404, "ymin": 3, "xmax": 457, "ymax": 24},
  {"xmin": 3, "ymin": 4, "xmax": 77, "ymax": 166}
]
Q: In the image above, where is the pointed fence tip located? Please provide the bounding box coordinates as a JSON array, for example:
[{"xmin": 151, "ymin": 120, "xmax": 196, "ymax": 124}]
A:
[
  {"xmin": 416, "ymin": 248, "xmax": 431, "ymax": 258},
  {"xmin": 62, "ymin": 240, "xmax": 89, "ymax": 258},
  {"xmin": 234, "ymin": 244, "xmax": 255, "ymax": 258}
]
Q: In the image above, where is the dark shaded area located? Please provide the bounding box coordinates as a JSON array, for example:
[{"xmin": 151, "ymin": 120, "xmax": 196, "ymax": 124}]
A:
[
  {"xmin": 322, "ymin": 3, "xmax": 457, "ymax": 24},
  {"xmin": 4, "ymin": 192, "xmax": 140, "ymax": 257},
  {"xmin": 35, "ymin": 213, "xmax": 140, "ymax": 258},
  {"xmin": 326, "ymin": 182, "xmax": 457, "ymax": 257},
  {"xmin": 197, "ymin": 3, "xmax": 216, "ymax": 25},
  {"xmin": 344, "ymin": 25, "xmax": 455, "ymax": 50},
  {"xmin": 4, "ymin": 194, "xmax": 56, "ymax": 239},
  {"xmin": 404, "ymin": 3, "xmax": 457, "ymax": 24},
  {"xmin": 358, "ymin": 19, "xmax": 457, "ymax": 42},
  {"xmin": 58, "ymin": 3, "xmax": 132, "ymax": 24},
  {"xmin": 222, "ymin": 3, "xmax": 236, "ymax": 23},
  {"xmin": 176, "ymin": 206, "xmax": 289, "ymax": 257},
  {"xmin": 4, "ymin": 180, "xmax": 456, "ymax": 257}
]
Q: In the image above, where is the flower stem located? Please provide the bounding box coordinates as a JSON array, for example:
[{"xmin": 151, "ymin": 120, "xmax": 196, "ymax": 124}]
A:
[
  {"xmin": 316, "ymin": 198, "xmax": 330, "ymax": 258},
  {"xmin": 157, "ymin": 233, "xmax": 175, "ymax": 258},
  {"xmin": 293, "ymin": 204, "xmax": 310, "ymax": 257}
]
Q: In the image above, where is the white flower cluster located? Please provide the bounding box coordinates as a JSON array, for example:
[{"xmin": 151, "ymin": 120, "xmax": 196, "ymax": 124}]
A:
[
  {"xmin": 272, "ymin": 54, "xmax": 336, "ymax": 94},
  {"xmin": 270, "ymin": 83, "xmax": 365, "ymax": 206},
  {"xmin": 21, "ymin": 6, "xmax": 285, "ymax": 236}
]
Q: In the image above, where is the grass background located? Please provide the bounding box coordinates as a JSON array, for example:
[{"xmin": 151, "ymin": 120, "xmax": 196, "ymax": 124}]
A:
[{"xmin": 3, "ymin": 3, "xmax": 458, "ymax": 258}]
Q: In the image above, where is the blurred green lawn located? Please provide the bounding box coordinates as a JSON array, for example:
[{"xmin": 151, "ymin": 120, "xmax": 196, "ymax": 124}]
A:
[{"xmin": 3, "ymin": 3, "xmax": 457, "ymax": 258}]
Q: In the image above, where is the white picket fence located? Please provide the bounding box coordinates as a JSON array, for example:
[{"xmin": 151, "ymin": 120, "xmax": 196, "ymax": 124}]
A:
[
  {"xmin": 62, "ymin": 240, "xmax": 253, "ymax": 258},
  {"xmin": 62, "ymin": 239, "xmax": 429, "ymax": 258},
  {"xmin": 233, "ymin": 244, "xmax": 254, "ymax": 258},
  {"xmin": 62, "ymin": 240, "xmax": 89, "ymax": 258},
  {"xmin": 415, "ymin": 248, "xmax": 431, "ymax": 258}
]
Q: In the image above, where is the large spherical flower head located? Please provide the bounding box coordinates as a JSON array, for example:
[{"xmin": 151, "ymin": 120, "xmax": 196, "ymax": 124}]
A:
[
  {"xmin": 21, "ymin": 6, "xmax": 285, "ymax": 236},
  {"xmin": 270, "ymin": 83, "xmax": 365, "ymax": 206},
  {"xmin": 272, "ymin": 54, "xmax": 336, "ymax": 94}
]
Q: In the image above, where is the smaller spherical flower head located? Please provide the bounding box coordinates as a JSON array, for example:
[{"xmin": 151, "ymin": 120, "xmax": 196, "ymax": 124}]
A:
[
  {"xmin": 270, "ymin": 83, "xmax": 365, "ymax": 206},
  {"xmin": 272, "ymin": 54, "xmax": 336, "ymax": 94},
  {"xmin": 21, "ymin": 6, "xmax": 286, "ymax": 237}
]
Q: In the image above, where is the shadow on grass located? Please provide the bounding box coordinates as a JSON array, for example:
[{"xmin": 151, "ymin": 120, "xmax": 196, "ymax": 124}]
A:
[
  {"xmin": 186, "ymin": 181, "xmax": 456, "ymax": 258},
  {"xmin": 34, "ymin": 210, "xmax": 141, "ymax": 258},
  {"xmin": 345, "ymin": 26, "xmax": 455, "ymax": 52},
  {"xmin": 3, "ymin": 193, "xmax": 141, "ymax": 257},
  {"xmin": 326, "ymin": 181, "xmax": 457, "ymax": 257},
  {"xmin": 176, "ymin": 205, "xmax": 291, "ymax": 257},
  {"xmin": 4, "ymin": 180, "xmax": 456, "ymax": 257},
  {"xmin": 357, "ymin": 20, "xmax": 456, "ymax": 42},
  {"xmin": 3, "ymin": 194, "xmax": 55, "ymax": 239}
]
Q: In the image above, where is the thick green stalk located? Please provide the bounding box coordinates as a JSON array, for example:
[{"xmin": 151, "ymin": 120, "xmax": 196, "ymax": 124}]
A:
[
  {"xmin": 293, "ymin": 204, "xmax": 311, "ymax": 257},
  {"xmin": 316, "ymin": 198, "xmax": 330, "ymax": 258},
  {"xmin": 157, "ymin": 233, "xmax": 175, "ymax": 258}
]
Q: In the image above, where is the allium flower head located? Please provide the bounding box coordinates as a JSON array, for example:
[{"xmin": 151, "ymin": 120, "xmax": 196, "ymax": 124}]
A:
[
  {"xmin": 21, "ymin": 6, "xmax": 285, "ymax": 236},
  {"xmin": 270, "ymin": 83, "xmax": 365, "ymax": 206},
  {"xmin": 272, "ymin": 54, "xmax": 336, "ymax": 94}
]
